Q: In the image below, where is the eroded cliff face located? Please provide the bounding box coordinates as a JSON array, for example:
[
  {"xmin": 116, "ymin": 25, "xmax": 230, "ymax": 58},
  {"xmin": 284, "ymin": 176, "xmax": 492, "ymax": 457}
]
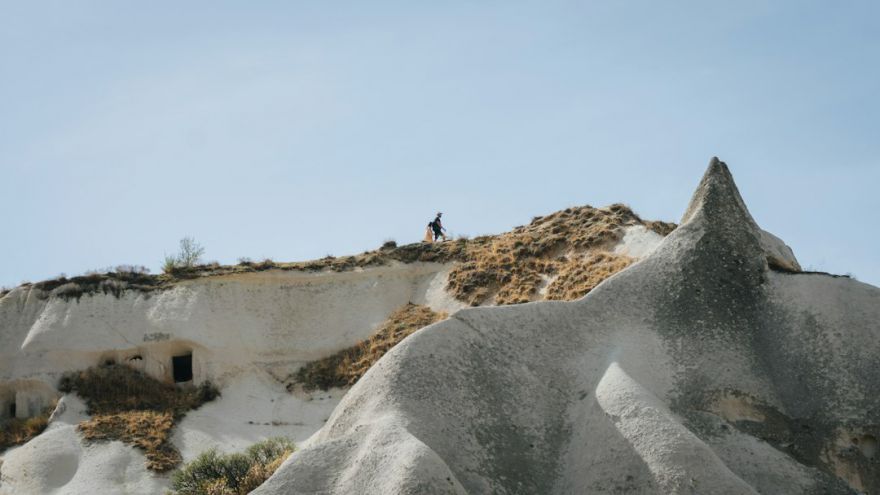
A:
[
  {"xmin": 0, "ymin": 262, "xmax": 462, "ymax": 494},
  {"xmin": 0, "ymin": 160, "xmax": 826, "ymax": 495},
  {"xmin": 0, "ymin": 202, "xmax": 677, "ymax": 494},
  {"xmin": 254, "ymin": 160, "xmax": 877, "ymax": 495},
  {"xmin": 0, "ymin": 262, "xmax": 458, "ymax": 385}
]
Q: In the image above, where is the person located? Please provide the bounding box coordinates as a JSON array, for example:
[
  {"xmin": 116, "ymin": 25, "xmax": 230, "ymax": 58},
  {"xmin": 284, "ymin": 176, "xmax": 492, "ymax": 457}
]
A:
[{"xmin": 431, "ymin": 212, "xmax": 447, "ymax": 241}]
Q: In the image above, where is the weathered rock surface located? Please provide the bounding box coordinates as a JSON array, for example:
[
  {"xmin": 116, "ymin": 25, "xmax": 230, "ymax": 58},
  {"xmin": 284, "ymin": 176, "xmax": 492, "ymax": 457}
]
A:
[
  {"xmin": 256, "ymin": 159, "xmax": 879, "ymax": 495},
  {"xmin": 0, "ymin": 263, "xmax": 460, "ymax": 494}
]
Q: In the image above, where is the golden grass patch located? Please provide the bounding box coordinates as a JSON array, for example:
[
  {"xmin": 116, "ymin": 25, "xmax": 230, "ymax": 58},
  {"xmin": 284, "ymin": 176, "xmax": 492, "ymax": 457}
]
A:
[
  {"xmin": 296, "ymin": 303, "xmax": 447, "ymax": 391},
  {"xmin": 545, "ymin": 252, "xmax": 635, "ymax": 301},
  {"xmin": 446, "ymin": 204, "xmax": 647, "ymax": 306},
  {"xmin": 79, "ymin": 410, "xmax": 180, "ymax": 471},
  {"xmin": 0, "ymin": 405, "xmax": 54, "ymax": 452},
  {"xmin": 59, "ymin": 364, "xmax": 219, "ymax": 472}
]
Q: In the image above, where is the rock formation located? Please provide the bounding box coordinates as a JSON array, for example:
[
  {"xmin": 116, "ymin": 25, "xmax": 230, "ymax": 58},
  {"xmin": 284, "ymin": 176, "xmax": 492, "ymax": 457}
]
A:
[
  {"xmin": 255, "ymin": 159, "xmax": 878, "ymax": 495},
  {"xmin": 1, "ymin": 158, "xmax": 874, "ymax": 495}
]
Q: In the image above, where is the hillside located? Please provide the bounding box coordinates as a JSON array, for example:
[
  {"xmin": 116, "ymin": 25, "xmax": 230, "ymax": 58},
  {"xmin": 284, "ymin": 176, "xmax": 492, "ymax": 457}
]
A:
[
  {"xmin": 0, "ymin": 191, "xmax": 679, "ymax": 494},
  {"xmin": 254, "ymin": 160, "xmax": 878, "ymax": 495},
  {"xmin": 1, "ymin": 203, "xmax": 674, "ymax": 305},
  {"xmin": 4, "ymin": 159, "xmax": 867, "ymax": 495}
]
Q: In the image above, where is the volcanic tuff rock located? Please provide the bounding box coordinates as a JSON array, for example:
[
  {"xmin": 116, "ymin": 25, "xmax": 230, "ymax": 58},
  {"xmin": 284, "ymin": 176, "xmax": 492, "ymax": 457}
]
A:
[{"xmin": 255, "ymin": 159, "xmax": 879, "ymax": 495}]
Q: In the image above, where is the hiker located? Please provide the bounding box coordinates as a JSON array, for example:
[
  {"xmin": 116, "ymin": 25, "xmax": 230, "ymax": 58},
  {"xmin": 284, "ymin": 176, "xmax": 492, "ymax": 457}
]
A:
[{"xmin": 431, "ymin": 212, "xmax": 447, "ymax": 241}]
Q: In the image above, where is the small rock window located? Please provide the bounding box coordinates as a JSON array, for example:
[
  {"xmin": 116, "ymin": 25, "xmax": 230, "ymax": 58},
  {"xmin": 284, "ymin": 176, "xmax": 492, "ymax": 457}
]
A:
[
  {"xmin": 9, "ymin": 400, "xmax": 16, "ymax": 418},
  {"xmin": 172, "ymin": 354, "xmax": 193, "ymax": 383}
]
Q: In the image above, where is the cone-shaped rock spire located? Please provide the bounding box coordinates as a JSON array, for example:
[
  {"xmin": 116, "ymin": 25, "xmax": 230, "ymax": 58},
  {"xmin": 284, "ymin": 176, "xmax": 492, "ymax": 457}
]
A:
[
  {"xmin": 674, "ymin": 157, "xmax": 801, "ymax": 273},
  {"xmin": 680, "ymin": 157, "xmax": 759, "ymax": 230},
  {"xmin": 659, "ymin": 157, "xmax": 767, "ymax": 292}
]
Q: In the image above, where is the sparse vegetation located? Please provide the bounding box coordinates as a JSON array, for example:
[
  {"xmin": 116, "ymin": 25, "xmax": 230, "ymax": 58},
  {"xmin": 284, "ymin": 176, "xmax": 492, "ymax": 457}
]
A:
[
  {"xmin": 178, "ymin": 237, "xmax": 206, "ymax": 268},
  {"xmin": 164, "ymin": 237, "xmax": 206, "ymax": 274},
  {"xmin": 170, "ymin": 437, "xmax": 295, "ymax": 495},
  {"xmin": 58, "ymin": 364, "xmax": 220, "ymax": 472},
  {"xmin": 0, "ymin": 403, "xmax": 55, "ymax": 452},
  {"xmin": 644, "ymin": 220, "xmax": 677, "ymax": 236},
  {"xmin": 31, "ymin": 268, "xmax": 160, "ymax": 301},
  {"xmin": 13, "ymin": 204, "xmax": 675, "ymax": 304},
  {"xmin": 115, "ymin": 264, "xmax": 151, "ymax": 275},
  {"xmin": 296, "ymin": 303, "xmax": 446, "ymax": 391},
  {"xmin": 163, "ymin": 255, "xmax": 179, "ymax": 274}
]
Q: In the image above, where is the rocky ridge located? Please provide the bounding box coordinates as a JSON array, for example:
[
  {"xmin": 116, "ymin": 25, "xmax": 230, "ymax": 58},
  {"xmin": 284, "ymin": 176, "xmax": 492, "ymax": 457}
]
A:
[{"xmin": 255, "ymin": 159, "xmax": 878, "ymax": 495}]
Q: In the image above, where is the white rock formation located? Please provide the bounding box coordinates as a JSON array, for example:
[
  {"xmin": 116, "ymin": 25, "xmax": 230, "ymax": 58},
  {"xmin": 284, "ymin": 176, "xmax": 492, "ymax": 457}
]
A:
[
  {"xmin": 0, "ymin": 263, "xmax": 459, "ymax": 494},
  {"xmin": 254, "ymin": 159, "xmax": 877, "ymax": 495},
  {"xmin": 6, "ymin": 158, "xmax": 858, "ymax": 495}
]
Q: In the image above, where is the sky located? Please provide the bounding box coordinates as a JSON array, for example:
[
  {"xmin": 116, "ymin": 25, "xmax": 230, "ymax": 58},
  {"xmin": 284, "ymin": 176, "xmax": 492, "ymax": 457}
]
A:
[{"xmin": 1, "ymin": 1, "xmax": 878, "ymax": 288}]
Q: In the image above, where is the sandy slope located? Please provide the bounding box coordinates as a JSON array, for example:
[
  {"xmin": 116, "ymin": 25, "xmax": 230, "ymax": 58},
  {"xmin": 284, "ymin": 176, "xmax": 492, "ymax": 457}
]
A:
[{"xmin": 255, "ymin": 159, "xmax": 878, "ymax": 495}]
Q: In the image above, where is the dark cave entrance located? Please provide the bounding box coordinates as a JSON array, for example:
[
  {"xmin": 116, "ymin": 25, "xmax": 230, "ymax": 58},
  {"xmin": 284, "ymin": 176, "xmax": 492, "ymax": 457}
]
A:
[
  {"xmin": 172, "ymin": 354, "xmax": 193, "ymax": 383},
  {"xmin": 9, "ymin": 400, "xmax": 16, "ymax": 419}
]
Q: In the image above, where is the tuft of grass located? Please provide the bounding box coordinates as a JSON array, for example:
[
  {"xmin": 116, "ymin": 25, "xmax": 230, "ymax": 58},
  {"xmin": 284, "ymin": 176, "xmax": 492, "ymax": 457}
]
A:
[
  {"xmin": 59, "ymin": 364, "xmax": 220, "ymax": 472},
  {"xmin": 644, "ymin": 220, "xmax": 677, "ymax": 236},
  {"xmin": 170, "ymin": 437, "xmax": 295, "ymax": 495},
  {"xmin": 296, "ymin": 303, "xmax": 446, "ymax": 391},
  {"xmin": 163, "ymin": 255, "xmax": 179, "ymax": 274},
  {"xmin": 0, "ymin": 403, "xmax": 55, "ymax": 452},
  {"xmin": 545, "ymin": 252, "xmax": 635, "ymax": 301}
]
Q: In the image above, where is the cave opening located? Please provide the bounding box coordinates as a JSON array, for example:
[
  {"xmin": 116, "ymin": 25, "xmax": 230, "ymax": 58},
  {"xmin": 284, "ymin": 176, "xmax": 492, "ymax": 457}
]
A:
[{"xmin": 172, "ymin": 354, "xmax": 193, "ymax": 383}]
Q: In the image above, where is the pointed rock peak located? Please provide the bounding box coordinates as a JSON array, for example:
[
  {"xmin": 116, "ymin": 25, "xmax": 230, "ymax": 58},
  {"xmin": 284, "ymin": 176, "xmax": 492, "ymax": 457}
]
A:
[{"xmin": 680, "ymin": 157, "xmax": 758, "ymax": 230}]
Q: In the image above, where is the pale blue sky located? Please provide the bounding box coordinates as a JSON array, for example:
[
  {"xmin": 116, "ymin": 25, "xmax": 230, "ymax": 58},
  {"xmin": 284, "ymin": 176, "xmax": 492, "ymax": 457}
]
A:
[{"xmin": 2, "ymin": 1, "xmax": 878, "ymax": 288}]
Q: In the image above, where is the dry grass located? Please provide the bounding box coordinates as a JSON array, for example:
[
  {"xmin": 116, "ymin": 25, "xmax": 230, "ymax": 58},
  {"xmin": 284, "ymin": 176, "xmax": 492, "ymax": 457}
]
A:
[
  {"xmin": 0, "ymin": 405, "xmax": 54, "ymax": 452},
  {"xmin": 446, "ymin": 204, "xmax": 648, "ymax": 305},
  {"xmin": 59, "ymin": 364, "xmax": 219, "ymax": 472},
  {"xmin": 545, "ymin": 252, "xmax": 635, "ymax": 301},
  {"xmin": 645, "ymin": 220, "xmax": 678, "ymax": 236},
  {"xmin": 18, "ymin": 204, "xmax": 674, "ymax": 305},
  {"xmin": 296, "ymin": 303, "xmax": 447, "ymax": 391},
  {"xmin": 79, "ymin": 410, "xmax": 180, "ymax": 470}
]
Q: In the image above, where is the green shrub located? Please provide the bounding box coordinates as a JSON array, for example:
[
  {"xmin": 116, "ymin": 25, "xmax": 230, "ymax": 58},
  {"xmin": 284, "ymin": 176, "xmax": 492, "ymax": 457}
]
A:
[
  {"xmin": 171, "ymin": 437, "xmax": 295, "ymax": 495},
  {"xmin": 245, "ymin": 437, "xmax": 295, "ymax": 465}
]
